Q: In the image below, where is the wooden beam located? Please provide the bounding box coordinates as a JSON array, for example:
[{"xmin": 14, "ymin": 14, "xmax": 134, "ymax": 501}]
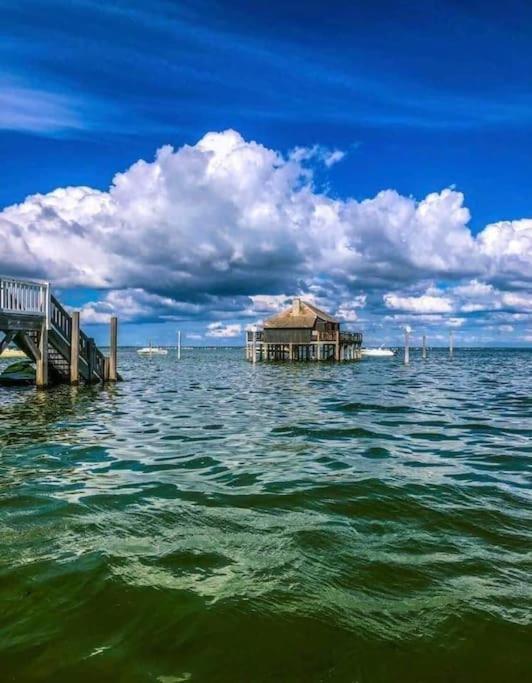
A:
[
  {"xmin": 36, "ymin": 321, "xmax": 48, "ymax": 388},
  {"xmin": 0, "ymin": 313, "xmax": 44, "ymax": 332},
  {"xmin": 109, "ymin": 316, "xmax": 118, "ymax": 381},
  {"xmin": 18, "ymin": 331, "xmax": 40, "ymax": 362},
  {"xmin": 70, "ymin": 311, "xmax": 80, "ymax": 384},
  {"xmin": 0, "ymin": 331, "xmax": 15, "ymax": 356}
]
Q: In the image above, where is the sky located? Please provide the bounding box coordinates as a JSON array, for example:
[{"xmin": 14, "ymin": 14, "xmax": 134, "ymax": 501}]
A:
[{"xmin": 0, "ymin": 0, "xmax": 531, "ymax": 347}]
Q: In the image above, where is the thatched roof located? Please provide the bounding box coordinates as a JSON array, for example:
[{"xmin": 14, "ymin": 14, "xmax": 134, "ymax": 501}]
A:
[{"xmin": 264, "ymin": 298, "xmax": 338, "ymax": 329}]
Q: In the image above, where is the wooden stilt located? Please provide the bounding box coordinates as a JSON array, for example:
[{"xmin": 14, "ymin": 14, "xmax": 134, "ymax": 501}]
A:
[
  {"xmin": 109, "ymin": 315, "xmax": 118, "ymax": 381},
  {"xmin": 70, "ymin": 311, "xmax": 80, "ymax": 384},
  {"xmin": 36, "ymin": 320, "xmax": 48, "ymax": 388}
]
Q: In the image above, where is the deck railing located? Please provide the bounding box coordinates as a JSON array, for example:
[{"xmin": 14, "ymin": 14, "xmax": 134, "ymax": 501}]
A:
[
  {"xmin": 50, "ymin": 295, "xmax": 72, "ymax": 342},
  {"xmin": 340, "ymin": 331, "xmax": 363, "ymax": 344},
  {"xmin": 246, "ymin": 330, "xmax": 264, "ymax": 342},
  {"xmin": 247, "ymin": 329, "xmax": 362, "ymax": 345},
  {"xmin": 0, "ymin": 276, "xmax": 50, "ymax": 325}
]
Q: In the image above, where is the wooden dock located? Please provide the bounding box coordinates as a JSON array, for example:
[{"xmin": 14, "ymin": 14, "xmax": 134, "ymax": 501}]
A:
[{"xmin": 0, "ymin": 276, "xmax": 119, "ymax": 387}]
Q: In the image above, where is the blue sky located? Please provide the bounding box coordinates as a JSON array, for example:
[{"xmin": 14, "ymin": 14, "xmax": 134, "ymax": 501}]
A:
[{"xmin": 1, "ymin": 0, "xmax": 531, "ymax": 346}]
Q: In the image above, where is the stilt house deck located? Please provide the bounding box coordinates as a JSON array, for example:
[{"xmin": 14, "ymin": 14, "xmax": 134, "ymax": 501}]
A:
[
  {"xmin": 0, "ymin": 276, "xmax": 119, "ymax": 387},
  {"xmin": 246, "ymin": 298, "xmax": 362, "ymax": 362}
]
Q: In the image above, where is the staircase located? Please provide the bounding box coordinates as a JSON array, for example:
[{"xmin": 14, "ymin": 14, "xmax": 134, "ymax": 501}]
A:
[{"xmin": 0, "ymin": 276, "xmax": 118, "ymax": 386}]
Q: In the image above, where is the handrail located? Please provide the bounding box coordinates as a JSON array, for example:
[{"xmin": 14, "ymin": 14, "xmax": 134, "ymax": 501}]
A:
[
  {"xmin": 50, "ymin": 294, "xmax": 72, "ymax": 343},
  {"xmin": 0, "ymin": 276, "xmax": 49, "ymax": 323},
  {"xmin": 247, "ymin": 329, "xmax": 362, "ymax": 344}
]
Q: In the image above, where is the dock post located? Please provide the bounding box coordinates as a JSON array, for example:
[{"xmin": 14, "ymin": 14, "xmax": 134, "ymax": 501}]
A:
[
  {"xmin": 109, "ymin": 316, "xmax": 118, "ymax": 381},
  {"xmin": 404, "ymin": 328, "xmax": 410, "ymax": 365},
  {"xmin": 177, "ymin": 330, "xmax": 181, "ymax": 360},
  {"xmin": 70, "ymin": 311, "xmax": 80, "ymax": 384},
  {"xmin": 252, "ymin": 329, "xmax": 257, "ymax": 364},
  {"xmin": 36, "ymin": 320, "xmax": 48, "ymax": 388},
  {"xmin": 449, "ymin": 331, "xmax": 454, "ymax": 358},
  {"xmin": 422, "ymin": 334, "xmax": 427, "ymax": 360}
]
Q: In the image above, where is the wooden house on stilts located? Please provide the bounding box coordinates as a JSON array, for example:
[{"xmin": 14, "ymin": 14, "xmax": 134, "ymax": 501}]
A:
[{"xmin": 246, "ymin": 298, "xmax": 362, "ymax": 362}]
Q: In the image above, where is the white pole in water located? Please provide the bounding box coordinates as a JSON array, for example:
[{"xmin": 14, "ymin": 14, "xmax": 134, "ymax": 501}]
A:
[
  {"xmin": 252, "ymin": 328, "xmax": 257, "ymax": 364},
  {"xmin": 422, "ymin": 334, "xmax": 427, "ymax": 359},
  {"xmin": 177, "ymin": 330, "xmax": 181, "ymax": 360},
  {"xmin": 404, "ymin": 327, "xmax": 410, "ymax": 365},
  {"xmin": 449, "ymin": 330, "xmax": 454, "ymax": 358}
]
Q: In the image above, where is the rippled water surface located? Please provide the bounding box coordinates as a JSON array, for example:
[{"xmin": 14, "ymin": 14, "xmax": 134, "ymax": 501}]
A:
[{"xmin": 1, "ymin": 348, "xmax": 531, "ymax": 681}]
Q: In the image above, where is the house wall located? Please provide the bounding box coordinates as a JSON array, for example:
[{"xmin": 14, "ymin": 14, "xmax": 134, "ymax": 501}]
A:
[{"xmin": 263, "ymin": 328, "xmax": 312, "ymax": 344}]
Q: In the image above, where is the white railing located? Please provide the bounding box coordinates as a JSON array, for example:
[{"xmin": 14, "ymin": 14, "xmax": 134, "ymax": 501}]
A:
[{"xmin": 0, "ymin": 276, "xmax": 50, "ymax": 326}]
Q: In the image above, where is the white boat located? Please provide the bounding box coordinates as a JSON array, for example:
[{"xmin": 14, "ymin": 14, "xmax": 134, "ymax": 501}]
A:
[
  {"xmin": 137, "ymin": 343, "xmax": 168, "ymax": 356},
  {"xmin": 362, "ymin": 346, "xmax": 395, "ymax": 357}
]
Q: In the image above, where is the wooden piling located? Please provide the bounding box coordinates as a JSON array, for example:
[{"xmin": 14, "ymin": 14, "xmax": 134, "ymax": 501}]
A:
[
  {"xmin": 109, "ymin": 316, "xmax": 118, "ymax": 381},
  {"xmin": 36, "ymin": 320, "xmax": 48, "ymax": 388},
  {"xmin": 70, "ymin": 311, "xmax": 80, "ymax": 384},
  {"xmin": 177, "ymin": 330, "xmax": 181, "ymax": 360},
  {"xmin": 449, "ymin": 331, "xmax": 454, "ymax": 358},
  {"xmin": 422, "ymin": 334, "xmax": 427, "ymax": 360}
]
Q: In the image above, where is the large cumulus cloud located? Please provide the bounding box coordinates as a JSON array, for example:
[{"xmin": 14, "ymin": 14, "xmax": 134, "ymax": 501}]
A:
[{"xmin": 0, "ymin": 129, "xmax": 531, "ymax": 341}]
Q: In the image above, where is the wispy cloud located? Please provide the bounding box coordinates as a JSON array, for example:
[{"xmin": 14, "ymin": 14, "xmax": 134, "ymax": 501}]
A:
[
  {"xmin": 0, "ymin": 83, "xmax": 87, "ymax": 134},
  {"xmin": 2, "ymin": 1, "xmax": 532, "ymax": 136}
]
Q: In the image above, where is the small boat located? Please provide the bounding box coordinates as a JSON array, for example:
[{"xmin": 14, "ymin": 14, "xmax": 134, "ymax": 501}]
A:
[
  {"xmin": 362, "ymin": 346, "xmax": 395, "ymax": 357},
  {"xmin": 0, "ymin": 359, "xmax": 35, "ymax": 385},
  {"xmin": 137, "ymin": 343, "xmax": 168, "ymax": 356}
]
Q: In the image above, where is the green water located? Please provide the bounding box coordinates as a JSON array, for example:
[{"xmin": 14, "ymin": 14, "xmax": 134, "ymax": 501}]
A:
[{"xmin": 1, "ymin": 348, "xmax": 531, "ymax": 681}]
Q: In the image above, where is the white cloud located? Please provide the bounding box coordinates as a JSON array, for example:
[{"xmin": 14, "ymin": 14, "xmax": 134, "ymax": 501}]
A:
[
  {"xmin": 478, "ymin": 219, "xmax": 532, "ymax": 283},
  {"xmin": 206, "ymin": 322, "xmax": 243, "ymax": 338},
  {"xmin": 0, "ymin": 128, "xmax": 531, "ymax": 342},
  {"xmin": 500, "ymin": 292, "xmax": 532, "ymax": 311},
  {"xmin": 383, "ymin": 292, "xmax": 454, "ymax": 313},
  {"xmin": 446, "ymin": 317, "xmax": 466, "ymax": 327},
  {"xmin": 289, "ymin": 144, "xmax": 346, "ymax": 168},
  {"xmin": 79, "ymin": 288, "xmax": 204, "ymax": 323}
]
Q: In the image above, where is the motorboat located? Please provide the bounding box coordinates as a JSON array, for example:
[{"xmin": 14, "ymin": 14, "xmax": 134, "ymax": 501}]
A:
[
  {"xmin": 137, "ymin": 343, "xmax": 168, "ymax": 356},
  {"xmin": 361, "ymin": 346, "xmax": 395, "ymax": 357}
]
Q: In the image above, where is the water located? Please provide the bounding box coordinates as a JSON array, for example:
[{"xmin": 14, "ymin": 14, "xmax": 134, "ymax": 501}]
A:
[{"xmin": 1, "ymin": 348, "xmax": 531, "ymax": 681}]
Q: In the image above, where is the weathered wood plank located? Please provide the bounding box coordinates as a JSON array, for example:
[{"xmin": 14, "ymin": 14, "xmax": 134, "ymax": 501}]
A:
[
  {"xmin": 70, "ymin": 311, "xmax": 80, "ymax": 384},
  {"xmin": 109, "ymin": 316, "xmax": 118, "ymax": 381},
  {"xmin": 36, "ymin": 322, "xmax": 48, "ymax": 388}
]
